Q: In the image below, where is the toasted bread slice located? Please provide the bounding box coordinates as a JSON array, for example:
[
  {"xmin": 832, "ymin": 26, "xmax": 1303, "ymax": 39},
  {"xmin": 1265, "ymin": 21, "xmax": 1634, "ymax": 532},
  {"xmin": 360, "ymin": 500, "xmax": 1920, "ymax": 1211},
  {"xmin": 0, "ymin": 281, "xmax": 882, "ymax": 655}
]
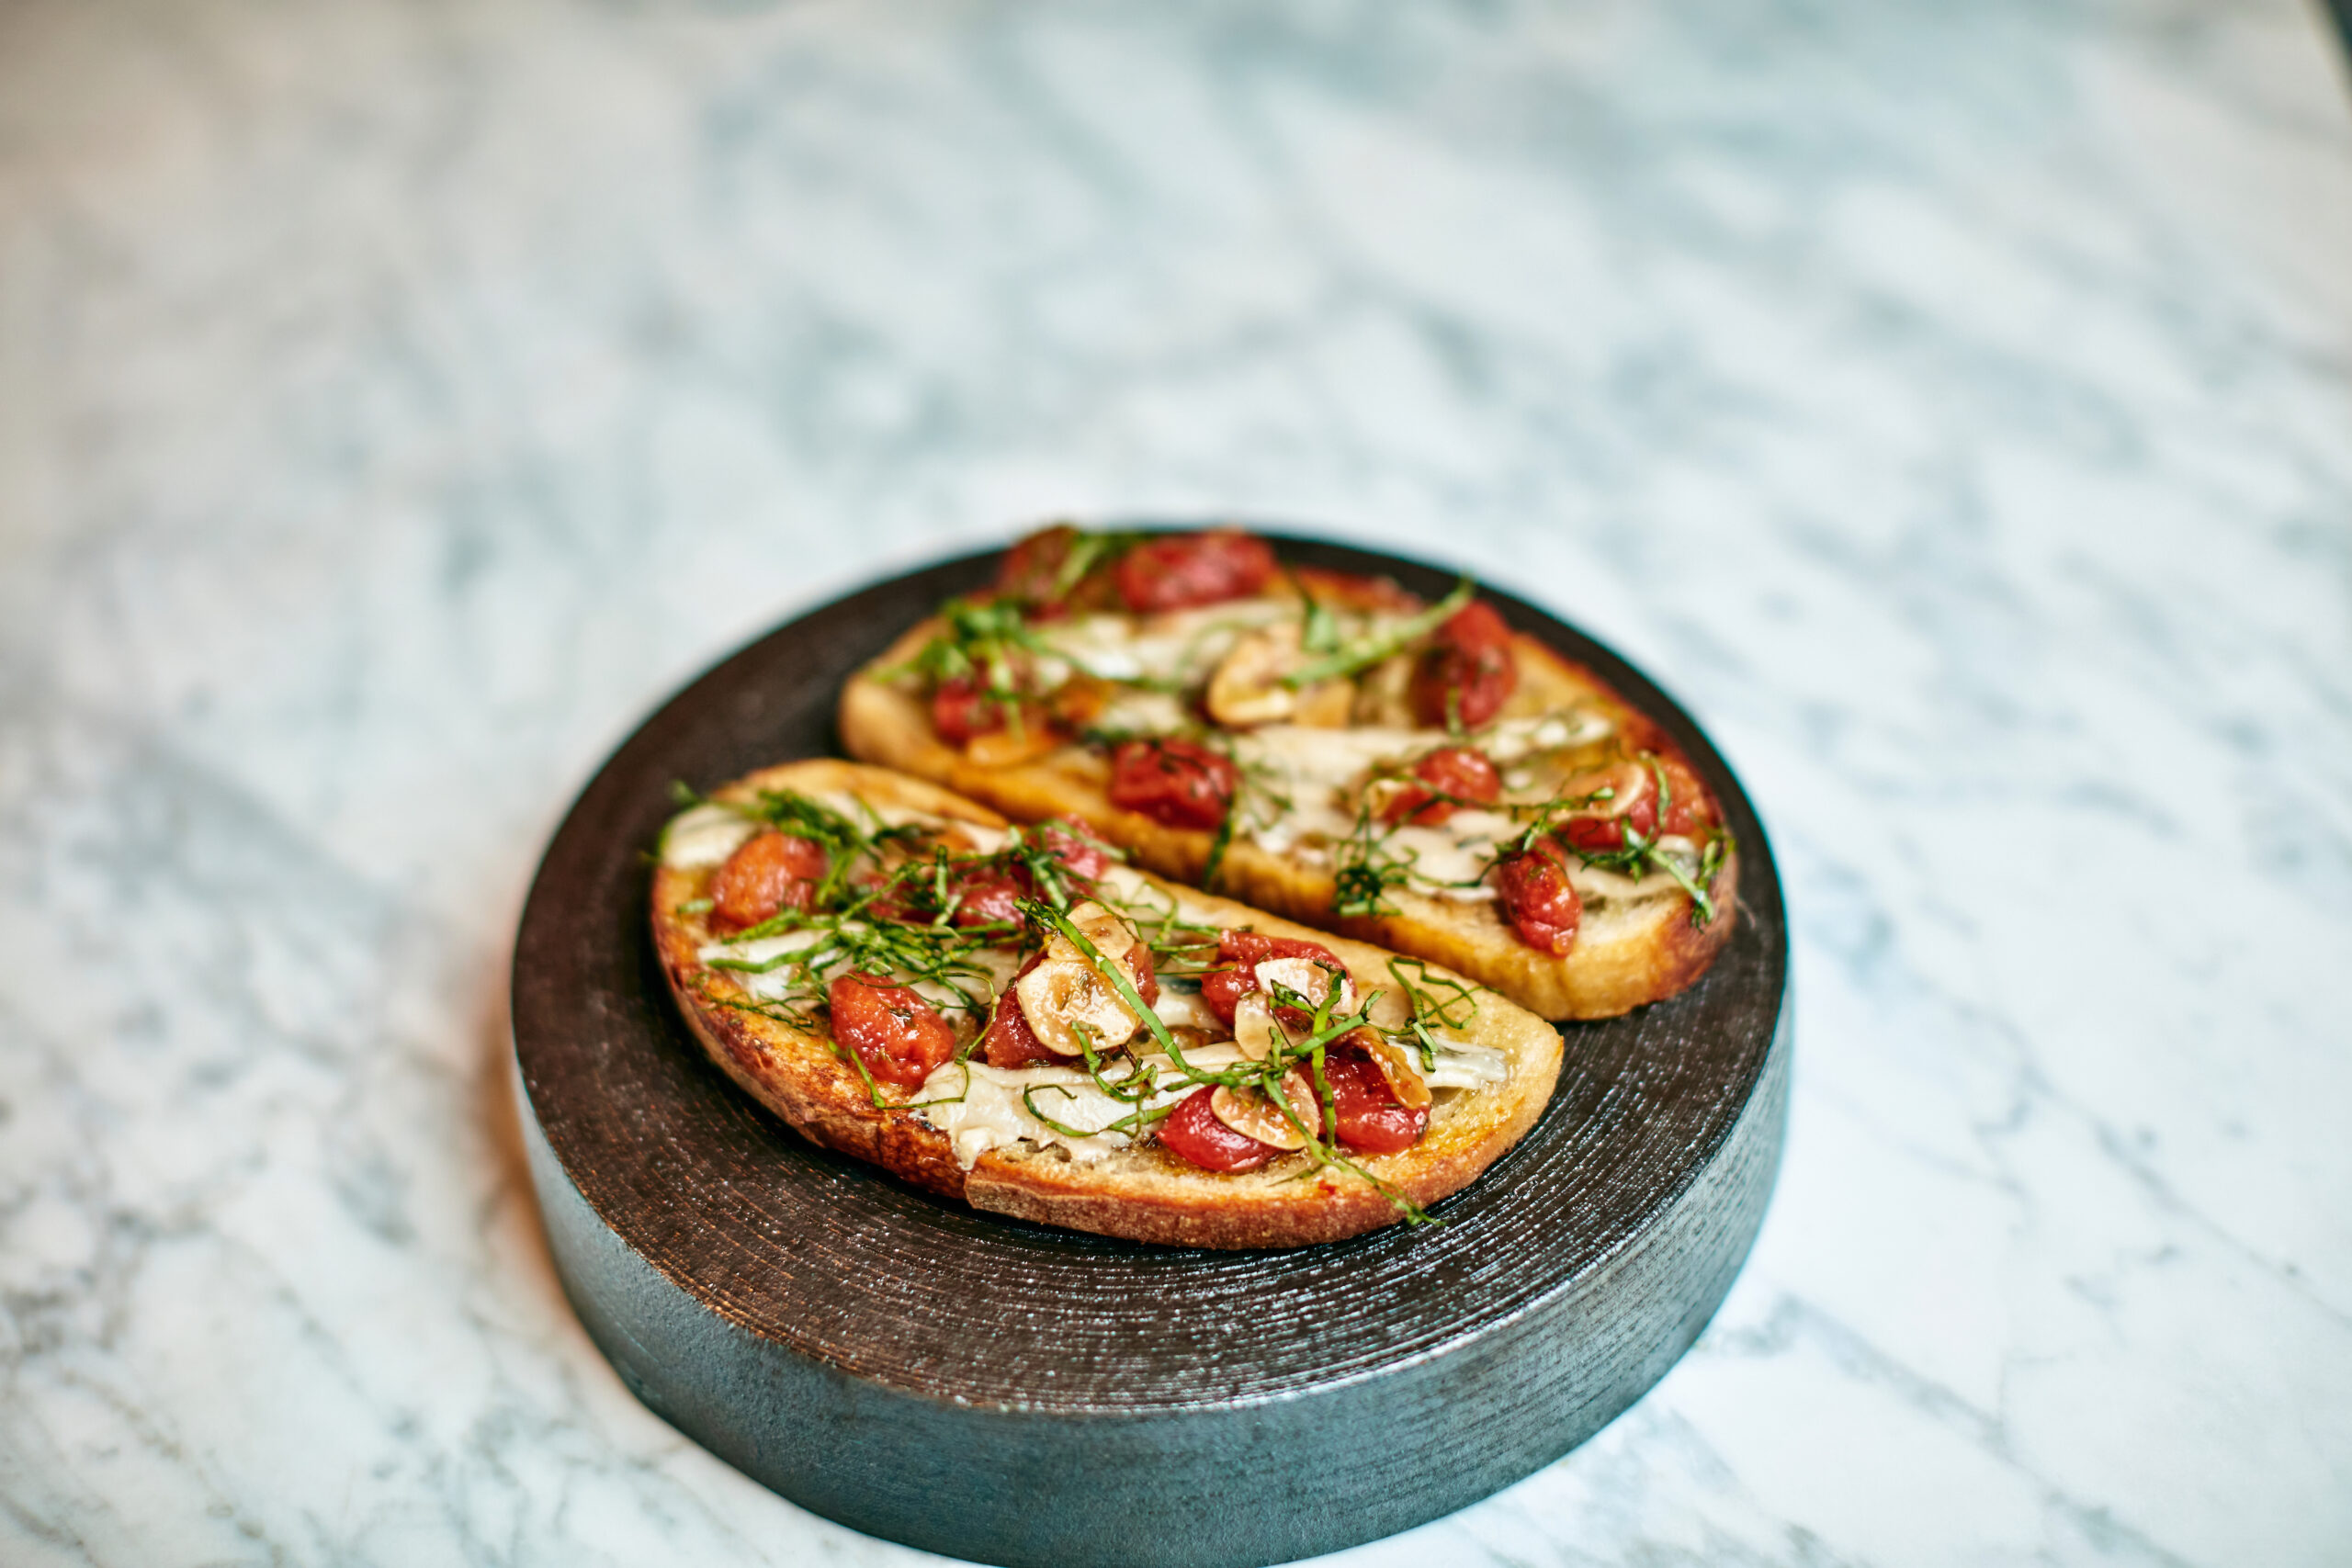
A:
[
  {"xmin": 652, "ymin": 760, "xmax": 1563, "ymax": 1249},
  {"xmin": 839, "ymin": 594, "xmax": 1738, "ymax": 1020}
]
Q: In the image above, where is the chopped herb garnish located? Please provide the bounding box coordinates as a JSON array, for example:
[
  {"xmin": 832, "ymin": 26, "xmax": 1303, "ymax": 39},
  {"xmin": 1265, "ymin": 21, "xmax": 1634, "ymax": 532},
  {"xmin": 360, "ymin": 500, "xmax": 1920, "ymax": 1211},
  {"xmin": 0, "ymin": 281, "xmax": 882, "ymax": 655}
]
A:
[
  {"xmin": 1295, "ymin": 573, "xmax": 1344, "ymax": 657},
  {"xmin": 1329, "ymin": 800, "xmax": 1421, "ymax": 919},
  {"xmin": 1280, "ymin": 577, "xmax": 1474, "ymax": 689},
  {"xmin": 1046, "ymin": 529, "xmax": 1141, "ymax": 603},
  {"xmin": 1501, "ymin": 755, "xmax": 1734, "ymax": 927}
]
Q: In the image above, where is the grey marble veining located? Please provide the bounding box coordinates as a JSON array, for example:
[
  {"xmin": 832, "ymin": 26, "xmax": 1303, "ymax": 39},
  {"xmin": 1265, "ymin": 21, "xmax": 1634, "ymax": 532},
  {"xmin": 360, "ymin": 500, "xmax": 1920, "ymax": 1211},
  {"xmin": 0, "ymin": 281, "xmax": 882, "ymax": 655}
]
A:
[{"xmin": 3, "ymin": 0, "xmax": 2349, "ymax": 1562}]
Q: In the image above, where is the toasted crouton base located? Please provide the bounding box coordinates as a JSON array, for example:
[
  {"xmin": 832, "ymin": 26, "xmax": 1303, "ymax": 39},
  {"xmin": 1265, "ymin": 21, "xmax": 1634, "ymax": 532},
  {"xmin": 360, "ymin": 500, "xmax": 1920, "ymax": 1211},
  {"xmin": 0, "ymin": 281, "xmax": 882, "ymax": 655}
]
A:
[
  {"xmin": 838, "ymin": 629, "xmax": 1737, "ymax": 1021},
  {"xmin": 652, "ymin": 761, "xmax": 1563, "ymax": 1249}
]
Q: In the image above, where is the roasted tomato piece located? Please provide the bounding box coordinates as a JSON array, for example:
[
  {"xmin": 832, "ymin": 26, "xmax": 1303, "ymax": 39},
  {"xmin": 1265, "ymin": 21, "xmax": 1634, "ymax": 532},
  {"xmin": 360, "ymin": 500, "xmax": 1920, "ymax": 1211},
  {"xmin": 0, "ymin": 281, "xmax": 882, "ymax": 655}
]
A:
[
  {"xmin": 1128, "ymin": 939, "xmax": 1162, "ymax": 1010},
  {"xmin": 981, "ymin": 965, "xmax": 1063, "ymax": 1068},
  {"xmin": 853, "ymin": 869, "xmax": 921, "ymax": 925},
  {"xmin": 985, "ymin": 919, "xmax": 1155, "ymax": 1067},
  {"xmin": 936, "ymin": 678, "xmax": 1059, "ymax": 762},
  {"xmin": 932, "ymin": 676, "xmax": 1005, "ymax": 746},
  {"xmin": 1409, "ymin": 600, "xmax": 1518, "ymax": 730},
  {"xmin": 949, "ymin": 871, "xmax": 1027, "ymax": 931},
  {"xmin": 993, "ymin": 524, "xmax": 1084, "ymax": 615},
  {"xmin": 1557, "ymin": 766, "xmax": 1659, "ymax": 854},
  {"xmin": 709, "ymin": 830, "xmax": 829, "ymax": 931},
  {"xmin": 1157, "ymin": 1086, "xmax": 1282, "ymax": 1172},
  {"xmin": 1382, "ymin": 746, "xmax": 1502, "ymax": 828},
  {"xmin": 1032, "ymin": 817, "xmax": 1113, "ymax": 881},
  {"xmin": 1113, "ymin": 529, "xmax": 1277, "ymax": 614},
  {"xmin": 1657, "ymin": 755, "xmax": 1714, "ymax": 838},
  {"xmin": 1106, "ymin": 739, "xmax": 1238, "ymax": 830},
  {"xmin": 1494, "ymin": 840, "xmax": 1581, "ymax": 954},
  {"xmin": 829, "ymin": 972, "xmax": 958, "ymax": 1089},
  {"xmin": 1317, "ymin": 1046, "xmax": 1429, "ymax": 1156},
  {"xmin": 1199, "ymin": 930, "xmax": 1347, "ymax": 1029}
]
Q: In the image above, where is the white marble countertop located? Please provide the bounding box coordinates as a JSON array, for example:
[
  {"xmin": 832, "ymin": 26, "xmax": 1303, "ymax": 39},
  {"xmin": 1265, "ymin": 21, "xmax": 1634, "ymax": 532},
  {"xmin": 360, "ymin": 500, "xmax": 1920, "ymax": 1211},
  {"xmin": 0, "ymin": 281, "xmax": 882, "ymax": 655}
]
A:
[{"xmin": 5, "ymin": 1, "xmax": 2350, "ymax": 1562}]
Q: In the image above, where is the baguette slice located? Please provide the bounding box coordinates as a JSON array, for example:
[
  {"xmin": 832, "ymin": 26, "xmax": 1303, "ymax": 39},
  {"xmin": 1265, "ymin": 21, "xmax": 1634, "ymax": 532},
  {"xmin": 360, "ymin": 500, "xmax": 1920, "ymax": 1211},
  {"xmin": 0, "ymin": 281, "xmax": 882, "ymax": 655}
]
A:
[
  {"xmin": 838, "ymin": 570, "xmax": 1737, "ymax": 1021},
  {"xmin": 652, "ymin": 760, "xmax": 1562, "ymax": 1249}
]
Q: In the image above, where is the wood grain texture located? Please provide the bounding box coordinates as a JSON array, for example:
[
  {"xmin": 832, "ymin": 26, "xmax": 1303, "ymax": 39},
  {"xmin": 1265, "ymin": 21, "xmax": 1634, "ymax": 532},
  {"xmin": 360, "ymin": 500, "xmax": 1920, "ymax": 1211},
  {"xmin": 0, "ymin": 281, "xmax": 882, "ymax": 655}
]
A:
[{"xmin": 510, "ymin": 532, "xmax": 1791, "ymax": 1568}]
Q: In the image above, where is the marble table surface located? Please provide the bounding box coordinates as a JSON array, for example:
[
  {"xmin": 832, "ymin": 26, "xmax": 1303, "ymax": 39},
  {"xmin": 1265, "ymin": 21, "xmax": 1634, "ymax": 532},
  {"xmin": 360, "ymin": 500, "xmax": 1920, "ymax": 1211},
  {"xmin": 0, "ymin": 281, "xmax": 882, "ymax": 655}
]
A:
[{"xmin": 4, "ymin": 1, "xmax": 2350, "ymax": 1563}]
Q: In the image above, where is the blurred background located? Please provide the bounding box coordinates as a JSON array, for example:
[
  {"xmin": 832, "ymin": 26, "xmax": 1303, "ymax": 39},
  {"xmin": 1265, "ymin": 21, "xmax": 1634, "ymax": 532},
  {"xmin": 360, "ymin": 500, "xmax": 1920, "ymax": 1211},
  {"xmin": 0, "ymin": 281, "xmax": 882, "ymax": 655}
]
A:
[{"xmin": 2, "ymin": 1, "xmax": 2348, "ymax": 1563}]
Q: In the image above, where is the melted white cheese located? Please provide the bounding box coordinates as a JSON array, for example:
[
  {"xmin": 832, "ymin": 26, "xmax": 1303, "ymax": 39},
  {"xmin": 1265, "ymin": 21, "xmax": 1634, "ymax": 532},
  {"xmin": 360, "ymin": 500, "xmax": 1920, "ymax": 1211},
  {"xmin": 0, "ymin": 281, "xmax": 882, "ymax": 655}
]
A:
[
  {"xmin": 1380, "ymin": 821, "xmax": 1506, "ymax": 896},
  {"xmin": 1150, "ymin": 985, "xmax": 1220, "ymax": 1032},
  {"xmin": 661, "ymin": 804, "xmax": 758, "ymax": 868},
  {"xmin": 1092, "ymin": 689, "xmax": 1192, "ymax": 735},
  {"xmin": 698, "ymin": 925, "xmax": 1022, "ymax": 1020},
  {"xmin": 1485, "ymin": 710, "xmax": 1613, "ymax": 760},
  {"xmin": 959, "ymin": 822, "xmax": 1012, "ymax": 854},
  {"xmin": 661, "ymin": 794, "xmax": 1000, "ymax": 871},
  {"xmin": 799, "ymin": 789, "xmax": 1006, "ymax": 852},
  {"xmin": 1417, "ymin": 1035, "xmax": 1510, "ymax": 1089},
  {"xmin": 1034, "ymin": 602, "xmax": 1291, "ymax": 688},
  {"xmin": 1566, "ymin": 862, "xmax": 1683, "ymax": 903},
  {"xmin": 911, "ymin": 1045, "xmax": 1250, "ymax": 1169},
  {"xmin": 910, "ymin": 1061, "xmax": 1145, "ymax": 1168},
  {"xmin": 698, "ymin": 927, "xmax": 836, "ymax": 1001}
]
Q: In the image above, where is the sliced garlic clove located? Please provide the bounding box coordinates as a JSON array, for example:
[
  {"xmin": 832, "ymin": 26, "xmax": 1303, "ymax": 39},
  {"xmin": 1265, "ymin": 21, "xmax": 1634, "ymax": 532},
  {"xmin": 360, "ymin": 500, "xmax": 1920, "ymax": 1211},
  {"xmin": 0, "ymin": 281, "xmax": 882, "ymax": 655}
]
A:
[
  {"xmin": 1351, "ymin": 1027, "xmax": 1434, "ymax": 1110},
  {"xmin": 1560, "ymin": 761, "xmax": 1652, "ymax": 820},
  {"xmin": 1016, "ymin": 958, "xmax": 1142, "ymax": 1056},
  {"xmin": 1209, "ymin": 1069, "xmax": 1318, "ymax": 1151},
  {"xmin": 1205, "ymin": 623, "xmax": 1306, "ymax": 728},
  {"xmin": 1365, "ymin": 987, "xmax": 1414, "ymax": 1032},
  {"xmin": 1358, "ymin": 775, "xmax": 1413, "ymax": 821},
  {"xmin": 1232, "ymin": 991, "xmax": 1284, "ymax": 1061},
  {"xmin": 1254, "ymin": 955, "xmax": 1352, "ymax": 1015},
  {"xmin": 1041, "ymin": 898, "xmax": 1138, "ymax": 967}
]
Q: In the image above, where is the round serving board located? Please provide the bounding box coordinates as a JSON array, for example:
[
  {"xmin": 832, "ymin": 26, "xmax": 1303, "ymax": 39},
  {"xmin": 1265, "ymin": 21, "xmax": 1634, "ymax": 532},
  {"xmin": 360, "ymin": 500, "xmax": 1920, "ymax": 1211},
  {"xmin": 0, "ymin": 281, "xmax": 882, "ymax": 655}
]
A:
[{"xmin": 512, "ymin": 533, "xmax": 1789, "ymax": 1568}]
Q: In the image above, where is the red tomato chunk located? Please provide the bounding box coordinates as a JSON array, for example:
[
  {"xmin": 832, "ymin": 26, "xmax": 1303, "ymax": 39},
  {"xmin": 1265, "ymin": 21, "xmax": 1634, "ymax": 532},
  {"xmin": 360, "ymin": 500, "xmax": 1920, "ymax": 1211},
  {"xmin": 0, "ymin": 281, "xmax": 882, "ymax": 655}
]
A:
[
  {"xmin": 1317, "ymin": 1048, "xmax": 1428, "ymax": 1156},
  {"xmin": 1409, "ymin": 600, "xmax": 1518, "ymax": 730},
  {"xmin": 1157, "ymin": 1087, "xmax": 1282, "ymax": 1172},
  {"xmin": 980, "ymin": 969, "xmax": 1062, "ymax": 1068},
  {"xmin": 1494, "ymin": 840, "xmax": 1581, "ymax": 954},
  {"xmin": 993, "ymin": 525, "xmax": 1085, "ymax": 615},
  {"xmin": 1128, "ymin": 940, "xmax": 1161, "ymax": 1010},
  {"xmin": 710, "ymin": 830, "xmax": 828, "ymax": 931},
  {"xmin": 1657, "ymin": 756, "xmax": 1714, "ymax": 838},
  {"xmin": 1107, "ymin": 739, "xmax": 1238, "ymax": 830},
  {"xmin": 1382, "ymin": 746, "xmax": 1502, "ymax": 828},
  {"xmin": 1199, "ymin": 930, "xmax": 1346, "ymax": 1029},
  {"xmin": 948, "ymin": 871, "xmax": 1026, "ymax": 930},
  {"xmin": 1032, "ymin": 817, "xmax": 1112, "ymax": 881},
  {"xmin": 829, "ymin": 972, "xmax": 958, "ymax": 1089},
  {"xmin": 1113, "ymin": 530, "xmax": 1276, "ymax": 614},
  {"xmin": 1560, "ymin": 757, "xmax": 1724, "ymax": 853},
  {"xmin": 932, "ymin": 676, "xmax": 1004, "ymax": 746},
  {"xmin": 1556, "ymin": 766, "xmax": 1656, "ymax": 853}
]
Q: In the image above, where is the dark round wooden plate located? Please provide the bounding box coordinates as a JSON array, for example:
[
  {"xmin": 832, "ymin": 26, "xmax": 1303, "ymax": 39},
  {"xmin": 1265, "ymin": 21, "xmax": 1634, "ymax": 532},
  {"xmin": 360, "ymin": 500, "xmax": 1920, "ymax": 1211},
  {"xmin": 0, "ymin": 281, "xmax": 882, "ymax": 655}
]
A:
[{"xmin": 512, "ymin": 532, "xmax": 1789, "ymax": 1568}]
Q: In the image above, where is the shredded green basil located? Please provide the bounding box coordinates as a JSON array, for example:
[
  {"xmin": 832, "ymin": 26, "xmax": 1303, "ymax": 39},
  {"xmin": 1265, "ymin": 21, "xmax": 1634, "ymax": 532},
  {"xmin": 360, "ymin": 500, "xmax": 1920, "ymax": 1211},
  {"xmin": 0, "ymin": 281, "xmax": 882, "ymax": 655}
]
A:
[{"xmin": 1280, "ymin": 577, "xmax": 1474, "ymax": 688}]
